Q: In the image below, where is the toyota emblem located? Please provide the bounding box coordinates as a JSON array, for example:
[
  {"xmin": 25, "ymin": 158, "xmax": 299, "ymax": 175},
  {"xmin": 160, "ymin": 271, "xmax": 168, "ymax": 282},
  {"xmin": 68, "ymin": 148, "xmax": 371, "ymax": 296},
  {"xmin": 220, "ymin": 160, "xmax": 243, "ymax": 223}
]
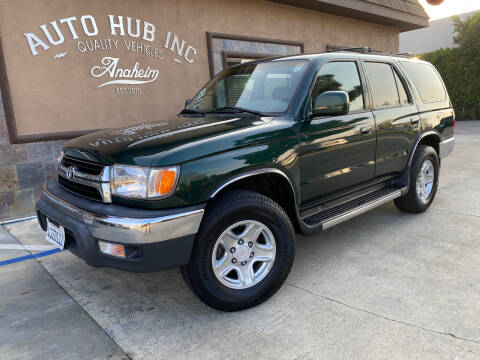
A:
[{"xmin": 66, "ymin": 166, "xmax": 77, "ymax": 180}]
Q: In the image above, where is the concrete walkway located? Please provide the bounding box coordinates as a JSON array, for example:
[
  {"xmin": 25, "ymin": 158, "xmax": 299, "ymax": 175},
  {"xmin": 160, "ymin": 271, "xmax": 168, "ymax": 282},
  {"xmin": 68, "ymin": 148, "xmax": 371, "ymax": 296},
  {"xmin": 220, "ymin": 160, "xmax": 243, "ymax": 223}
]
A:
[
  {"xmin": 1, "ymin": 121, "xmax": 479, "ymax": 359},
  {"xmin": 0, "ymin": 224, "xmax": 128, "ymax": 359}
]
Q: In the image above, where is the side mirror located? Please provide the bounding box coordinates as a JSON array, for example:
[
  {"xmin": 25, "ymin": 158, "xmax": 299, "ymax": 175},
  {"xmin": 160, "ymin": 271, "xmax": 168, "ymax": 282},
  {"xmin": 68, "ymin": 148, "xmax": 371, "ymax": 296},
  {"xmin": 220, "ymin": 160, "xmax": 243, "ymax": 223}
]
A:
[
  {"xmin": 185, "ymin": 98, "xmax": 192, "ymax": 107},
  {"xmin": 312, "ymin": 91, "xmax": 350, "ymax": 117}
]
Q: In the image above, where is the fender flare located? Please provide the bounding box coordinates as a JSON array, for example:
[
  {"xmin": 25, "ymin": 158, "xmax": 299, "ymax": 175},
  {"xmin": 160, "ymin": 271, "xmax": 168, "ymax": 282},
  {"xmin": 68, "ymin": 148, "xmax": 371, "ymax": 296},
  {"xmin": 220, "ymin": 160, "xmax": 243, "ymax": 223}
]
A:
[
  {"xmin": 209, "ymin": 168, "xmax": 297, "ymax": 201},
  {"xmin": 407, "ymin": 131, "xmax": 441, "ymax": 166}
]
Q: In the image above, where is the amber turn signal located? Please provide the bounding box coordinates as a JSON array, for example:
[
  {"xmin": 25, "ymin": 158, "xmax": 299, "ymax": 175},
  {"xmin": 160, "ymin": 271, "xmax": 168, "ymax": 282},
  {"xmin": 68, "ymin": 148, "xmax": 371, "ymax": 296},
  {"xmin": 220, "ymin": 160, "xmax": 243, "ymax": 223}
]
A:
[
  {"xmin": 148, "ymin": 167, "xmax": 179, "ymax": 198},
  {"xmin": 98, "ymin": 241, "xmax": 126, "ymax": 258}
]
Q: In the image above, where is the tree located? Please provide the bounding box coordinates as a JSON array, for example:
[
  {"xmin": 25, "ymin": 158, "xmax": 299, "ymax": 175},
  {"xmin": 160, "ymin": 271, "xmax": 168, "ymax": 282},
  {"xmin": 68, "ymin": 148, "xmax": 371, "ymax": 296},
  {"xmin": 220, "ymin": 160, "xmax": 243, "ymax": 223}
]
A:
[{"xmin": 421, "ymin": 12, "xmax": 480, "ymax": 120}]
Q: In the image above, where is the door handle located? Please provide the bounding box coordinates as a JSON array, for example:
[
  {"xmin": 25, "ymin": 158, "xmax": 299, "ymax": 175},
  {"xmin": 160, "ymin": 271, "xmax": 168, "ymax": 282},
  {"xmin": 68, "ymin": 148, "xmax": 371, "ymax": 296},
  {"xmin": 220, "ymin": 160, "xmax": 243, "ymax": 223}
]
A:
[{"xmin": 360, "ymin": 127, "xmax": 372, "ymax": 135}]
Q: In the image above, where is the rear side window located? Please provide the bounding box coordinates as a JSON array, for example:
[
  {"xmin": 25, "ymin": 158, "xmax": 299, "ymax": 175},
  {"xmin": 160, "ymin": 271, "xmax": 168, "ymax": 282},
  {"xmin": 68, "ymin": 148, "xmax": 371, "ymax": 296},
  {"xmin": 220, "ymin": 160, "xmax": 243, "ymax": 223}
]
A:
[
  {"xmin": 364, "ymin": 62, "xmax": 400, "ymax": 109},
  {"xmin": 401, "ymin": 62, "xmax": 446, "ymax": 103}
]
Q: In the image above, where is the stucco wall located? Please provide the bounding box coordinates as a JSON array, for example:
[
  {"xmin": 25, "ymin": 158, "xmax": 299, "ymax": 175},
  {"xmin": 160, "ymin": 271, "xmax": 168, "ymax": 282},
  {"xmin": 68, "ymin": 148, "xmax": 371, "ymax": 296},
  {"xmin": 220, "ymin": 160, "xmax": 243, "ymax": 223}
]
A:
[
  {"xmin": 0, "ymin": 95, "xmax": 64, "ymax": 221},
  {"xmin": 0, "ymin": 0, "xmax": 399, "ymax": 221}
]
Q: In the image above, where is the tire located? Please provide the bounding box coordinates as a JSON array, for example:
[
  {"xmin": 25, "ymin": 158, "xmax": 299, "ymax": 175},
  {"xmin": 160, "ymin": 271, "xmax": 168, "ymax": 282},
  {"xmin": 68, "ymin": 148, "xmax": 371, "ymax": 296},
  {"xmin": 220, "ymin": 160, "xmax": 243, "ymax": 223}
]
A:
[
  {"xmin": 181, "ymin": 190, "xmax": 295, "ymax": 311},
  {"xmin": 394, "ymin": 145, "xmax": 439, "ymax": 213}
]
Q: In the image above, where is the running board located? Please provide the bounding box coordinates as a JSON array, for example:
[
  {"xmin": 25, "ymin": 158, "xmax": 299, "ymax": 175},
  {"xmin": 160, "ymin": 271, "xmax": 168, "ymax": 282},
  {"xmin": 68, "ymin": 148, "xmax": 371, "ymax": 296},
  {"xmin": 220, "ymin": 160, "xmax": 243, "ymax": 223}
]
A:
[{"xmin": 303, "ymin": 186, "xmax": 403, "ymax": 231}]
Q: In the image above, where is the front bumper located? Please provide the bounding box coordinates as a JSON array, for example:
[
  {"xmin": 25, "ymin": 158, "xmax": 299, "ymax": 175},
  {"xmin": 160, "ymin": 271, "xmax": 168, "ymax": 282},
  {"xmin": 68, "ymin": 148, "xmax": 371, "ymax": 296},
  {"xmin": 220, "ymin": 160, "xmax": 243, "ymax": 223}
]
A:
[{"xmin": 36, "ymin": 180, "xmax": 205, "ymax": 272}]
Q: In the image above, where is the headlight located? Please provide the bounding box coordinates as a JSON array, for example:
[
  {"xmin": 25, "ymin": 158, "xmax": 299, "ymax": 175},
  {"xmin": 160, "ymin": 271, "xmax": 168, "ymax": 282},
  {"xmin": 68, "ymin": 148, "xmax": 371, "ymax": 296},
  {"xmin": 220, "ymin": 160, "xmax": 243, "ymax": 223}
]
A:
[{"xmin": 110, "ymin": 165, "xmax": 179, "ymax": 199}]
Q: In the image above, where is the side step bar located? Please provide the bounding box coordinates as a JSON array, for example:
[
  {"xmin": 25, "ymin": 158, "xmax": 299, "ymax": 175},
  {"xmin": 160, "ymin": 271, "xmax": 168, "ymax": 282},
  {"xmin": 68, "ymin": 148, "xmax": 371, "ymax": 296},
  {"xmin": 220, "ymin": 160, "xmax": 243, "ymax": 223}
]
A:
[{"xmin": 303, "ymin": 186, "xmax": 403, "ymax": 231}]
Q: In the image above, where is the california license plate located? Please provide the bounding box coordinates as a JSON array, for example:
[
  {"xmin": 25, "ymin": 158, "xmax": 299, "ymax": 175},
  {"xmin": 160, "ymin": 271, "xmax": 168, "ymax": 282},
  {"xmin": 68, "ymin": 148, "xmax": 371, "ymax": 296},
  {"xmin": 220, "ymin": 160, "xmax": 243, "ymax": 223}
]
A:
[{"xmin": 45, "ymin": 218, "xmax": 65, "ymax": 249}]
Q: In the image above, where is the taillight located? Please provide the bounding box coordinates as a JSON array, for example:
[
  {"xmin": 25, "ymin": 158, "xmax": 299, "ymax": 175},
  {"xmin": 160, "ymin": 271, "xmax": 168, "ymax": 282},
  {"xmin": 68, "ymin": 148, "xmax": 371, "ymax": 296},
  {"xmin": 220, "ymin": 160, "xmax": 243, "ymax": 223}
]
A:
[{"xmin": 452, "ymin": 110, "xmax": 456, "ymax": 132}]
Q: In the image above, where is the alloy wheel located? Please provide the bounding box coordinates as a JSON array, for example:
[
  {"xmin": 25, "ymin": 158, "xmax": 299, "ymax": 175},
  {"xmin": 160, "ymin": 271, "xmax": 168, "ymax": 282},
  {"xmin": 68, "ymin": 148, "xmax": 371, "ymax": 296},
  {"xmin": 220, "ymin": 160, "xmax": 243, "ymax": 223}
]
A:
[
  {"xmin": 211, "ymin": 220, "xmax": 276, "ymax": 289},
  {"xmin": 416, "ymin": 159, "xmax": 435, "ymax": 200}
]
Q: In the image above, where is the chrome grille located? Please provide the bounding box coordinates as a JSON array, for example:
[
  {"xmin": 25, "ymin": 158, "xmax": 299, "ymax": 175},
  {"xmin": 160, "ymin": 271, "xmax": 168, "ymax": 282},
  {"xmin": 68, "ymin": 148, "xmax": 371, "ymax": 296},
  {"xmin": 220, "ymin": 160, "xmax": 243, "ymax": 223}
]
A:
[
  {"xmin": 57, "ymin": 155, "xmax": 111, "ymax": 203},
  {"xmin": 58, "ymin": 176, "xmax": 103, "ymax": 202},
  {"xmin": 61, "ymin": 155, "xmax": 104, "ymax": 175}
]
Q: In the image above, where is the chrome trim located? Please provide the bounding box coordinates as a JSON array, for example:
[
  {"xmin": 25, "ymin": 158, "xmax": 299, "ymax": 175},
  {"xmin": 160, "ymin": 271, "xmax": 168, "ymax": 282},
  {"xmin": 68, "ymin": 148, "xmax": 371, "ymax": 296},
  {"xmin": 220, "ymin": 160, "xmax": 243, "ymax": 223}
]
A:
[
  {"xmin": 439, "ymin": 137, "xmax": 455, "ymax": 158},
  {"xmin": 210, "ymin": 168, "xmax": 296, "ymax": 199},
  {"xmin": 41, "ymin": 186, "xmax": 204, "ymax": 244},
  {"xmin": 58, "ymin": 164, "xmax": 111, "ymax": 203},
  {"xmin": 322, "ymin": 189, "xmax": 402, "ymax": 230},
  {"xmin": 58, "ymin": 164, "xmax": 110, "ymax": 182},
  {"xmin": 100, "ymin": 182, "xmax": 112, "ymax": 203},
  {"xmin": 408, "ymin": 131, "xmax": 440, "ymax": 166}
]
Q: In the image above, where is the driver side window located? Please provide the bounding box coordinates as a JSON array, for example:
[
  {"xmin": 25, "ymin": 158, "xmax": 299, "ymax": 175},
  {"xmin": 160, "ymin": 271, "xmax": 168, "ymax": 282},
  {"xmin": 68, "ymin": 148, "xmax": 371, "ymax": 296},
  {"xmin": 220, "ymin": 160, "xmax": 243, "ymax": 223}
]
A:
[{"xmin": 311, "ymin": 62, "xmax": 365, "ymax": 113}]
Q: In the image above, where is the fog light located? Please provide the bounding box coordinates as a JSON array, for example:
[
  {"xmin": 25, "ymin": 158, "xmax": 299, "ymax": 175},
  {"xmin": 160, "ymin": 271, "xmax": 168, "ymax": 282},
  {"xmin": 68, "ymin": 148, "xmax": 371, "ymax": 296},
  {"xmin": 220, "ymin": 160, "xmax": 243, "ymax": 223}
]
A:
[{"xmin": 98, "ymin": 241, "xmax": 126, "ymax": 258}]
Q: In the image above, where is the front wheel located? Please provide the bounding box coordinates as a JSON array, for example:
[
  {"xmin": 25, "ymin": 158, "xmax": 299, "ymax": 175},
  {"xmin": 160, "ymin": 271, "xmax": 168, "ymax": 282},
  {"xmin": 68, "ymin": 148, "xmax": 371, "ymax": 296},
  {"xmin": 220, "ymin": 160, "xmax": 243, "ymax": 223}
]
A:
[
  {"xmin": 182, "ymin": 190, "xmax": 295, "ymax": 311},
  {"xmin": 395, "ymin": 145, "xmax": 439, "ymax": 213}
]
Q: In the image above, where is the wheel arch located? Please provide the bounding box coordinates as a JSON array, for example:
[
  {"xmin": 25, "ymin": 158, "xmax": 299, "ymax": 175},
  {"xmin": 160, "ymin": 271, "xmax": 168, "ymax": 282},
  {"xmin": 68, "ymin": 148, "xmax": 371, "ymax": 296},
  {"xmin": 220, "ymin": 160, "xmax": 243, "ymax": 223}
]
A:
[
  {"xmin": 208, "ymin": 168, "xmax": 300, "ymax": 231},
  {"xmin": 408, "ymin": 131, "xmax": 440, "ymax": 166}
]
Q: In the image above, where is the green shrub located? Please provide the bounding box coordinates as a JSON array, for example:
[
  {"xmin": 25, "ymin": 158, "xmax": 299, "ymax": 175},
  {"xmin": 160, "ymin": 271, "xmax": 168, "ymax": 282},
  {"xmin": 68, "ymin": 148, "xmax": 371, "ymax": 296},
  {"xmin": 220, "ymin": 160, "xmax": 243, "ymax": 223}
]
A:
[{"xmin": 421, "ymin": 12, "xmax": 480, "ymax": 120}]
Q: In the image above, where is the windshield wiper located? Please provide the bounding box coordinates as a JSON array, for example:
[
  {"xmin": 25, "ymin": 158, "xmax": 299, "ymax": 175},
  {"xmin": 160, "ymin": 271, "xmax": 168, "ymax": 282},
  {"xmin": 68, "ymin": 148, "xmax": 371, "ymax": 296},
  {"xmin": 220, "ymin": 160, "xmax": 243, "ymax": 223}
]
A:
[
  {"xmin": 210, "ymin": 106, "xmax": 265, "ymax": 116},
  {"xmin": 179, "ymin": 108, "xmax": 205, "ymax": 115}
]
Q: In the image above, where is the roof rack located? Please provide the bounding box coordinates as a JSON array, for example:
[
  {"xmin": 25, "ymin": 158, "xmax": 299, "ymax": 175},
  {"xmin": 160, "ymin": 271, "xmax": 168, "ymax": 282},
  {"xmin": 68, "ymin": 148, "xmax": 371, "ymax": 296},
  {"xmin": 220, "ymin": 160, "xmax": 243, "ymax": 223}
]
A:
[
  {"xmin": 326, "ymin": 46, "xmax": 373, "ymax": 54},
  {"xmin": 326, "ymin": 47, "xmax": 417, "ymax": 59},
  {"xmin": 394, "ymin": 52, "xmax": 417, "ymax": 58}
]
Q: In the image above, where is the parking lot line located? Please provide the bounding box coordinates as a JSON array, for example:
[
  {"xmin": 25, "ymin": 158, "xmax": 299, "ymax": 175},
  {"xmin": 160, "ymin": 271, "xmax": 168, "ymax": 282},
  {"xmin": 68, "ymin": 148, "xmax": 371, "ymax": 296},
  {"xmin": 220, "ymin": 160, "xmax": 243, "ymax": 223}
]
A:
[
  {"xmin": 0, "ymin": 244, "xmax": 56, "ymax": 251},
  {"xmin": 0, "ymin": 248, "xmax": 63, "ymax": 267}
]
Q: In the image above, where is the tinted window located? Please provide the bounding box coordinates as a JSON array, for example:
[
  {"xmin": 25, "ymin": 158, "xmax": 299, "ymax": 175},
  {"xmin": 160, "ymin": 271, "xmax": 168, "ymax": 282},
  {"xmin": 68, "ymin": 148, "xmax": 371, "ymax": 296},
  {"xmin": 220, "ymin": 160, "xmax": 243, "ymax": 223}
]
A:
[
  {"xmin": 401, "ymin": 62, "xmax": 446, "ymax": 103},
  {"xmin": 393, "ymin": 70, "xmax": 410, "ymax": 105},
  {"xmin": 364, "ymin": 62, "xmax": 400, "ymax": 109},
  {"xmin": 311, "ymin": 62, "xmax": 364, "ymax": 112}
]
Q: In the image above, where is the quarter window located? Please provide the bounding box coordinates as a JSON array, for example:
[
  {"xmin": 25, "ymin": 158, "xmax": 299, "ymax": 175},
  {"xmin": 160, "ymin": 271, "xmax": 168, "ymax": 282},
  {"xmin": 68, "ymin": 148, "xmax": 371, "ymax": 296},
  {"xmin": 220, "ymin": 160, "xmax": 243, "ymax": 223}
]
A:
[
  {"xmin": 364, "ymin": 62, "xmax": 400, "ymax": 109},
  {"xmin": 401, "ymin": 62, "xmax": 446, "ymax": 103},
  {"xmin": 311, "ymin": 62, "xmax": 364, "ymax": 113}
]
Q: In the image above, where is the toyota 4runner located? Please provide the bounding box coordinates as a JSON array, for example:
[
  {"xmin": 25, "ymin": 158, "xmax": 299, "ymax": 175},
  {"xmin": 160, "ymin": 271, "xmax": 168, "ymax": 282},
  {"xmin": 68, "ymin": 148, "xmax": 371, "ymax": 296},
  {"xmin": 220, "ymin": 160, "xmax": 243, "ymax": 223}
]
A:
[{"xmin": 36, "ymin": 50, "xmax": 455, "ymax": 311}]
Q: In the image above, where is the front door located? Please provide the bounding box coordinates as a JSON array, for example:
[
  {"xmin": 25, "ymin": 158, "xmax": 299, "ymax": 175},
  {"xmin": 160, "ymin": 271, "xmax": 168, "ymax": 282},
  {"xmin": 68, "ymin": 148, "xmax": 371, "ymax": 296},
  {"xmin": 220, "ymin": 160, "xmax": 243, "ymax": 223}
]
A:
[{"xmin": 300, "ymin": 61, "xmax": 377, "ymax": 205}]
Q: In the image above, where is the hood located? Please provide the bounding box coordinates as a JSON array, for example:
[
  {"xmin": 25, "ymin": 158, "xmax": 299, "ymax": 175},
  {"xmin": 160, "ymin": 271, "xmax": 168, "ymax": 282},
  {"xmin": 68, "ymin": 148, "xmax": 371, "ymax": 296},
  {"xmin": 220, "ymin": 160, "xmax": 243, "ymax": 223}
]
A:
[{"xmin": 64, "ymin": 114, "xmax": 284, "ymax": 166}]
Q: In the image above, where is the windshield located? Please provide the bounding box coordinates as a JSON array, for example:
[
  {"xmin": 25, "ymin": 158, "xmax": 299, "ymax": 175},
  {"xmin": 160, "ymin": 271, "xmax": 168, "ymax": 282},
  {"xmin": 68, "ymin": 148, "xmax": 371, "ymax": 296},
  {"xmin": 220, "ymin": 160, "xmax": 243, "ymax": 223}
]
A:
[{"xmin": 187, "ymin": 60, "xmax": 309, "ymax": 114}]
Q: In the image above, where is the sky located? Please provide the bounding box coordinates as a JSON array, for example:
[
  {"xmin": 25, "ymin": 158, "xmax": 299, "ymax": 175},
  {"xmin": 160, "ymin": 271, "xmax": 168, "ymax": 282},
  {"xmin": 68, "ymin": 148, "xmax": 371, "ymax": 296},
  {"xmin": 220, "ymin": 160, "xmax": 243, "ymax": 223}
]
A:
[{"xmin": 418, "ymin": 0, "xmax": 480, "ymax": 20}]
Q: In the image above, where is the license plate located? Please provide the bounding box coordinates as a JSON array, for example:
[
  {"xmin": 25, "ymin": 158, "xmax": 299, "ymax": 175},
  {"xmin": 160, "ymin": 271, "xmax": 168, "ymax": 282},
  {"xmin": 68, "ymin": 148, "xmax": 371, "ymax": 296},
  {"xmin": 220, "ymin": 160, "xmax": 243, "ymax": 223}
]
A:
[{"xmin": 45, "ymin": 218, "xmax": 65, "ymax": 249}]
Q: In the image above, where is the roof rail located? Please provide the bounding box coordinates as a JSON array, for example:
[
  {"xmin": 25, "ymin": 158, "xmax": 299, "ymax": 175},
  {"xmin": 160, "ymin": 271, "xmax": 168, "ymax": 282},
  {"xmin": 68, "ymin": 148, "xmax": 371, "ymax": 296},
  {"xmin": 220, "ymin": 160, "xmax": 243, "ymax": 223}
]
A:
[
  {"xmin": 394, "ymin": 52, "xmax": 417, "ymax": 58},
  {"xmin": 325, "ymin": 47, "xmax": 418, "ymax": 59},
  {"xmin": 326, "ymin": 46, "xmax": 373, "ymax": 54}
]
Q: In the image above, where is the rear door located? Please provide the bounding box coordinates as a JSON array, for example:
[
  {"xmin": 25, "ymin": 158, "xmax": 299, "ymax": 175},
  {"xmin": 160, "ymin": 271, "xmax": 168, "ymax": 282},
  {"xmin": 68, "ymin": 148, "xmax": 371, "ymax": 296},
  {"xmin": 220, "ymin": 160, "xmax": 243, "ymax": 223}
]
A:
[
  {"xmin": 362, "ymin": 60, "xmax": 421, "ymax": 176},
  {"xmin": 299, "ymin": 60, "xmax": 377, "ymax": 204}
]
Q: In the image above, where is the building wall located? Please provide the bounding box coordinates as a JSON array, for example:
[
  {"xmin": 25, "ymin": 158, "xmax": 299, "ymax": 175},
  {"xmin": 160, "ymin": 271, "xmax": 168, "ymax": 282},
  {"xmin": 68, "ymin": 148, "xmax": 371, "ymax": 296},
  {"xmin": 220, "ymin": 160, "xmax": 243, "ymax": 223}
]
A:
[
  {"xmin": 0, "ymin": 95, "xmax": 65, "ymax": 221},
  {"xmin": 399, "ymin": 11, "xmax": 478, "ymax": 54},
  {"xmin": 0, "ymin": 0, "xmax": 400, "ymax": 221}
]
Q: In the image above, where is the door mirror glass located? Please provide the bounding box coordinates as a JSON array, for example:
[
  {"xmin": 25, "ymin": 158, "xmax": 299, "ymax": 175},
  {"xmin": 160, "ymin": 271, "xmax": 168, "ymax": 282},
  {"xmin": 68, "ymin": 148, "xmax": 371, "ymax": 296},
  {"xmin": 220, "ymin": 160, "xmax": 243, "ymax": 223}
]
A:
[
  {"xmin": 313, "ymin": 91, "xmax": 350, "ymax": 116},
  {"xmin": 185, "ymin": 98, "xmax": 192, "ymax": 107}
]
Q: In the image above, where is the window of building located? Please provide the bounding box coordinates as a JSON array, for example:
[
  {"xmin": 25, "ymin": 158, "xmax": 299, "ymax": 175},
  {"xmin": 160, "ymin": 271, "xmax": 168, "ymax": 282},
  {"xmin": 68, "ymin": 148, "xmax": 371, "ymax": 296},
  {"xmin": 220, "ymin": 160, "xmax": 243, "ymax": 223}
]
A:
[
  {"xmin": 364, "ymin": 62, "xmax": 401, "ymax": 109},
  {"xmin": 401, "ymin": 62, "xmax": 446, "ymax": 103},
  {"xmin": 207, "ymin": 33, "xmax": 304, "ymax": 77},
  {"xmin": 223, "ymin": 52, "xmax": 267, "ymax": 70},
  {"xmin": 311, "ymin": 61, "xmax": 364, "ymax": 113}
]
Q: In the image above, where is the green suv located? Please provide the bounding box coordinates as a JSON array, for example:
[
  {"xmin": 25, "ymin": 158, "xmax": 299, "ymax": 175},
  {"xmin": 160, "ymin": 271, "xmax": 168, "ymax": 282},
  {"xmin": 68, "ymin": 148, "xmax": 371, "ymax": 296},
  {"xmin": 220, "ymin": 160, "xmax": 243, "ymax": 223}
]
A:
[{"xmin": 36, "ymin": 50, "xmax": 455, "ymax": 311}]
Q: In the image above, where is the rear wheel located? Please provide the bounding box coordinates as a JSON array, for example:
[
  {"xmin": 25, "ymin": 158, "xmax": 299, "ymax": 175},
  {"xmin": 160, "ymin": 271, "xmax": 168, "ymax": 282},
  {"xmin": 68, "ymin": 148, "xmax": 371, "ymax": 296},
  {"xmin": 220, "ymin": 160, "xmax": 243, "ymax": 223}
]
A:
[
  {"xmin": 182, "ymin": 190, "xmax": 295, "ymax": 311},
  {"xmin": 395, "ymin": 145, "xmax": 439, "ymax": 213}
]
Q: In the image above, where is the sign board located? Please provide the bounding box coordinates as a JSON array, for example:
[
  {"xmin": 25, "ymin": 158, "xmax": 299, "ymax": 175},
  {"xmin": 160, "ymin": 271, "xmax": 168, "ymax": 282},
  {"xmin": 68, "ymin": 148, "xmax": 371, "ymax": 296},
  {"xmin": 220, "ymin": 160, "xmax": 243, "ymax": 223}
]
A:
[
  {"xmin": 0, "ymin": 0, "xmax": 203, "ymax": 143},
  {"xmin": 0, "ymin": 0, "xmax": 311, "ymax": 143}
]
